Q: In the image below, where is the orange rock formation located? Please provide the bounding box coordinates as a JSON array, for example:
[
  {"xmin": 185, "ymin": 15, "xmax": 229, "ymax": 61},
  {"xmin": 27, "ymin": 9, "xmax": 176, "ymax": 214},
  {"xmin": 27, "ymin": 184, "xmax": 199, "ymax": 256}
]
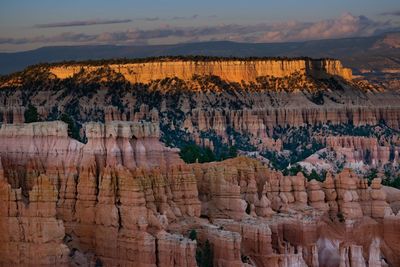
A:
[{"xmin": 49, "ymin": 59, "xmax": 353, "ymax": 83}]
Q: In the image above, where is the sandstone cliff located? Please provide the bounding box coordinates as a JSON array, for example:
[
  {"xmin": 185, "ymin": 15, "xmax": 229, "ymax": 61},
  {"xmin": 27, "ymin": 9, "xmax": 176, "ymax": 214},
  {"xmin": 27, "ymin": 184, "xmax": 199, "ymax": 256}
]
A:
[
  {"xmin": 1, "ymin": 56, "xmax": 400, "ymax": 266},
  {"xmin": 0, "ymin": 166, "xmax": 70, "ymax": 266},
  {"xmin": 48, "ymin": 58, "xmax": 353, "ymax": 83},
  {"xmin": 325, "ymin": 136, "xmax": 399, "ymax": 168},
  {"xmin": 0, "ymin": 58, "xmax": 399, "ymax": 175},
  {"xmin": 0, "ymin": 122, "xmax": 399, "ymax": 267}
]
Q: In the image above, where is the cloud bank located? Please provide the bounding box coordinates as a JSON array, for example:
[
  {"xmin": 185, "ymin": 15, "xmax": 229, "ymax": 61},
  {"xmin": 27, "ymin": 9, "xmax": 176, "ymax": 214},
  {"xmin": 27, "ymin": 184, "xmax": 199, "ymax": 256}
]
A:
[
  {"xmin": 2, "ymin": 13, "xmax": 398, "ymax": 46},
  {"xmin": 380, "ymin": 10, "xmax": 400, "ymax": 16},
  {"xmin": 34, "ymin": 19, "xmax": 132, "ymax": 28},
  {"xmin": 33, "ymin": 14, "xmax": 206, "ymax": 28}
]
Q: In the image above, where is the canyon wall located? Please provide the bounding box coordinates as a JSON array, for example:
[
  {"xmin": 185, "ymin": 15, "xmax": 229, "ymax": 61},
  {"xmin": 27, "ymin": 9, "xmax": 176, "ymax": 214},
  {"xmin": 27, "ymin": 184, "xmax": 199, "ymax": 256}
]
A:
[
  {"xmin": 0, "ymin": 168, "xmax": 70, "ymax": 266},
  {"xmin": 1, "ymin": 58, "xmax": 400, "ymax": 266},
  {"xmin": 0, "ymin": 121, "xmax": 399, "ymax": 267},
  {"xmin": 1, "ymin": 105, "xmax": 400, "ymax": 140},
  {"xmin": 0, "ymin": 58, "xmax": 399, "ymax": 167},
  {"xmin": 181, "ymin": 106, "xmax": 400, "ymax": 137},
  {"xmin": 49, "ymin": 58, "xmax": 353, "ymax": 83},
  {"xmin": 0, "ymin": 121, "xmax": 182, "ymax": 174},
  {"xmin": 325, "ymin": 136, "xmax": 400, "ymax": 167},
  {"xmin": 85, "ymin": 104, "xmax": 400, "ymax": 157}
]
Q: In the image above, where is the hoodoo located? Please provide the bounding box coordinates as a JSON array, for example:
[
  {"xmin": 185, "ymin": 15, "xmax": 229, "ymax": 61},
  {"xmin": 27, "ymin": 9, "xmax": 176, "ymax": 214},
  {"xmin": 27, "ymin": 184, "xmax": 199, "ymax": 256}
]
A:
[
  {"xmin": 0, "ymin": 56, "xmax": 399, "ymax": 266},
  {"xmin": 0, "ymin": 121, "xmax": 399, "ymax": 266},
  {"xmin": 2, "ymin": 0, "xmax": 400, "ymax": 266}
]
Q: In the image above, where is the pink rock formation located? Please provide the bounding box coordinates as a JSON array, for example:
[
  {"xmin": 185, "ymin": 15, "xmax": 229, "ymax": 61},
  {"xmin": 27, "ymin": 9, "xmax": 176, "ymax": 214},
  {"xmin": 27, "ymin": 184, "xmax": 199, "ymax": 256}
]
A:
[
  {"xmin": 83, "ymin": 121, "xmax": 183, "ymax": 169},
  {"xmin": 195, "ymin": 163, "xmax": 247, "ymax": 220},
  {"xmin": 335, "ymin": 169, "xmax": 364, "ymax": 219},
  {"xmin": 156, "ymin": 231, "xmax": 197, "ymax": 267},
  {"xmin": 198, "ymin": 227, "xmax": 243, "ymax": 267},
  {"xmin": 307, "ymin": 179, "xmax": 329, "ymax": 212},
  {"xmin": 383, "ymin": 212, "xmax": 400, "ymax": 266},
  {"xmin": 0, "ymin": 106, "xmax": 24, "ymax": 124},
  {"xmin": 0, "ymin": 165, "xmax": 70, "ymax": 266},
  {"xmin": 326, "ymin": 136, "xmax": 400, "ymax": 168},
  {"xmin": 383, "ymin": 186, "xmax": 400, "ymax": 214},
  {"xmin": 370, "ymin": 178, "xmax": 391, "ymax": 219},
  {"xmin": 178, "ymin": 106, "xmax": 400, "ymax": 137},
  {"xmin": 323, "ymin": 173, "xmax": 340, "ymax": 217},
  {"xmin": 1, "ymin": 121, "xmax": 400, "ymax": 267}
]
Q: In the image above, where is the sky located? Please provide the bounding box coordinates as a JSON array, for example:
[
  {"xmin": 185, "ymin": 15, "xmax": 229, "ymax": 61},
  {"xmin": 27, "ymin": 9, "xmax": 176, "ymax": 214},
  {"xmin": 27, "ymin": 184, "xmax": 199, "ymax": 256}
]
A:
[{"xmin": 0, "ymin": 0, "xmax": 400, "ymax": 52}]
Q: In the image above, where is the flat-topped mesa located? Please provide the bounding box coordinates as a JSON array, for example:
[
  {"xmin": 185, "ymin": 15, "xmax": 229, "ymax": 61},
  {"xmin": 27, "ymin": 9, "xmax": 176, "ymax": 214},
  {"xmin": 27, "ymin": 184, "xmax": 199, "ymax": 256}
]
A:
[{"xmin": 49, "ymin": 58, "xmax": 353, "ymax": 83}]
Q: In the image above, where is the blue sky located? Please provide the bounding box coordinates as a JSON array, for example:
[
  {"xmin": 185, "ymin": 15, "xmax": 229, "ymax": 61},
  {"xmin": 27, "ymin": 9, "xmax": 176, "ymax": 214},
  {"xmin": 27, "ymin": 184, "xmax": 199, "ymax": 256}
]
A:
[{"xmin": 1, "ymin": 0, "xmax": 399, "ymax": 51}]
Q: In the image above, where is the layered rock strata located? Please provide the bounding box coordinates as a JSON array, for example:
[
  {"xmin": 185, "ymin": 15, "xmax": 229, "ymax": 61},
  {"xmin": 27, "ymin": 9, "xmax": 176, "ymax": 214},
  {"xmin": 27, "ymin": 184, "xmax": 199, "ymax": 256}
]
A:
[
  {"xmin": 326, "ymin": 136, "xmax": 400, "ymax": 167},
  {"xmin": 0, "ymin": 166, "xmax": 70, "ymax": 266},
  {"xmin": 0, "ymin": 121, "xmax": 399, "ymax": 267},
  {"xmin": 1, "ymin": 59, "xmax": 400, "ymax": 164},
  {"xmin": 49, "ymin": 59, "xmax": 353, "ymax": 83}
]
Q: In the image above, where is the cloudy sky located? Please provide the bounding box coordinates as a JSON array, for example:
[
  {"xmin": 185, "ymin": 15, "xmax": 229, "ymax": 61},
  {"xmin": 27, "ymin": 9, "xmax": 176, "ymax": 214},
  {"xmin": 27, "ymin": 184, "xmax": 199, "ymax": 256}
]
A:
[{"xmin": 1, "ymin": 0, "xmax": 400, "ymax": 52}]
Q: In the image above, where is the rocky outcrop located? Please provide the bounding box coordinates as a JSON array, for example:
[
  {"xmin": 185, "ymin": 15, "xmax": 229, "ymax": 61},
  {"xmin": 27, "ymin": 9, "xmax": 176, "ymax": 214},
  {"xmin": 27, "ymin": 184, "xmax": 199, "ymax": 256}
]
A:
[
  {"xmin": 0, "ymin": 121, "xmax": 198, "ymax": 266},
  {"xmin": 216, "ymin": 219, "xmax": 274, "ymax": 265},
  {"xmin": 335, "ymin": 169, "xmax": 364, "ymax": 219},
  {"xmin": 98, "ymin": 105, "xmax": 400, "ymax": 155},
  {"xmin": 326, "ymin": 136, "xmax": 399, "ymax": 168},
  {"xmin": 0, "ymin": 121, "xmax": 83, "ymax": 195},
  {"xmin": 0, "ymin": 165, "xmax": 70, "ymax": 266},
  {"xmin": 83, "ymin": 121, "xmax": 183, "ymax": 169},
  {"xmin": 307, "ymin": 179, "xmax": 329, "ymax": 212},
  {"xmin": 1, "ymin": 121, "xmax": 400, "ymax": 266},
  {"xmin": 1, "ymin": 58, "xmax": 400, "ymax": 170},
  {"xmin": 197, "ymin": 227, "xmax": 243, "ymax": 267},
  {"xmin": 0, "ymin": 121, "xmax": 182, "ymax": 176},
  {"xmin": 383, "ymin": 186, "xmax": 400, "ymax": 214},
  {"xmin": 370, "ymin": 178, "xmax": 391, "ymax": 219},
  {"xmin": 0, "ymin": 106, "xmax": 24, "ymax": 124},
  {"xmin": 0, "ymin": 120, "xmax": 69, "ymax": 137},
  {"xmin": 383, "ymin": 214, "xmax": 400, "ymax": 266},
  {"xmin": 67, "ymin": 151, "xmax": 200, "ymax": 266},
  {"xmin": 323, "ymin": 173, "xmax": 340, "ymax": 217},
  {"xmin": 156, "ymin": 231, "xmax": 197, "ymax": 267},
  {"xmin": 198, "ymin": 106, "xmax": 400, "ymax": 130},
  {"xmin": 49, "ymin": 58, "xmax": 353, "ymax": 83},
  {"xmin": 1, "ymin": 55, "xmax": 400, "ymax": 267}
]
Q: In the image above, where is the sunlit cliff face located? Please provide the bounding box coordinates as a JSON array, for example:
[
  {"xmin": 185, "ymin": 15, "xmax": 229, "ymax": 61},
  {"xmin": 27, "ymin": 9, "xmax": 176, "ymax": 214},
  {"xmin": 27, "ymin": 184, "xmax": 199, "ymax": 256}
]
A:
[{"xmin": 48, "ymin": 58, "xmax": 353, "ymax": 84}]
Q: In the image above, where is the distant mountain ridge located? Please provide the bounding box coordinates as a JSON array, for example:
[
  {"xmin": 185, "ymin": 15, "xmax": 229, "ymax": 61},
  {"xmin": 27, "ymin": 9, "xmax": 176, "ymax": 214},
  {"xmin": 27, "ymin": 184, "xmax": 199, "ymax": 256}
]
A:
[{"xmin": 0, "ymin": 32, "xmax": 399, "ymax": 75}]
